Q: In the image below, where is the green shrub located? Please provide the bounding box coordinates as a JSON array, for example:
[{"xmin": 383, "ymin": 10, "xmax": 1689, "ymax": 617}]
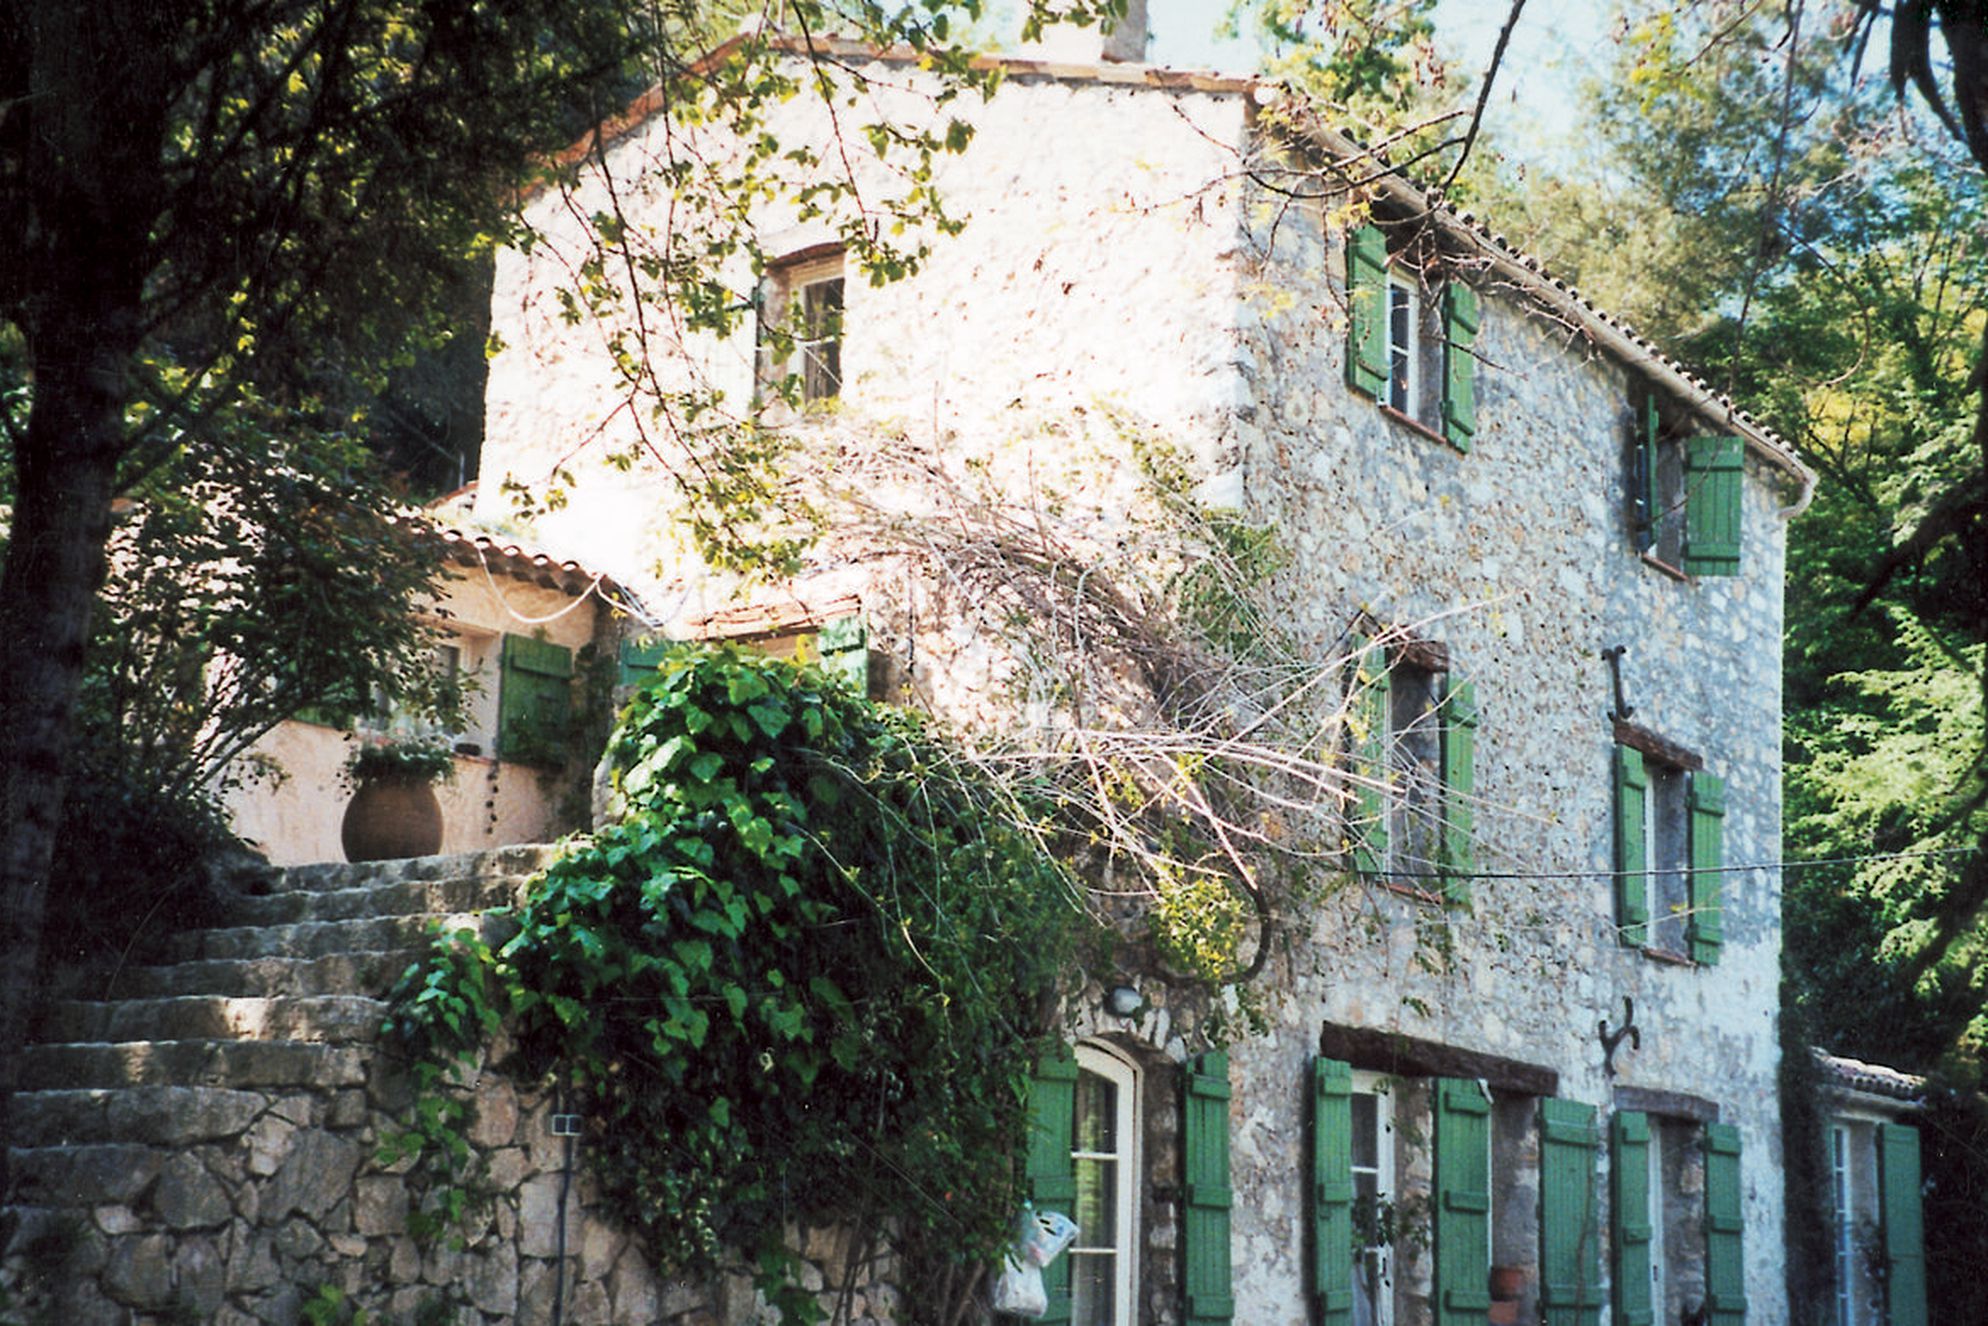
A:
[{"xmin": 386, "ymin": 646, "xmax": 1085, "ymax": 1317}]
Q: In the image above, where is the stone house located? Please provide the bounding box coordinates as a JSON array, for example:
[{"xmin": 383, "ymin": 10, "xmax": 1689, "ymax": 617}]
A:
[
  {"xmin": 466, "ymin": 12, "xmax": 1825, "ymax": 1326},
  {"xmin": 9, "ymin": 16, "xmax": 1959, "ymax": 1325}
]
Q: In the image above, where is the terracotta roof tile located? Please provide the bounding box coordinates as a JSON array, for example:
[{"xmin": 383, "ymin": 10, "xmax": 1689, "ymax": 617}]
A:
[
  {"xmin": 394, "ymin": 508, "xmax": 632, "ymax": 603},
  {"xmin": 1814, "ymin": 1048, "xmax": 1926, "ymax": 1104}
]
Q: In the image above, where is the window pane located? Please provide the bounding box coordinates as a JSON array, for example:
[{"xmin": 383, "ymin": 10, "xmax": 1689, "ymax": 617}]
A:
[
  {"xmin": 1070, "ymin": 1250, "xmax": 1116, "ymax": 1326},
  {"xmin": 1353, "ymin": 1251, "xmax": 1382, "ymax": 1326},
  {"xmin": 1074, "ymin": 1069, "xmax": 1118, "ymax": 1153},
  {"xmin": 1388, "ymin": 286, "xmax": 1413, "ymax": 411},
  {"xmin": 1074, "ymin": 1157, "xmax": 1117, "ymax": 1243},
  {"xmin": 1352, "ymin": 1094, "xmax": 1378, "ymax": 1170},
  {"xmin": 800, "ymin": 278, "xmax": 843, "ymax": 400}
]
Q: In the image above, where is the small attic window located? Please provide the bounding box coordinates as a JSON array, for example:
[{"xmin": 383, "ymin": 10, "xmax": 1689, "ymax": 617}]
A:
[{"xmin": 756, "ymin": 248, "xmax": 844, "ymax": 406}]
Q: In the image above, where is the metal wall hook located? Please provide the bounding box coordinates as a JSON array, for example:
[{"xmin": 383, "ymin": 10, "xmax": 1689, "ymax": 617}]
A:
[
  {"xmin": 1602, "ymin": 645, "xmax": 1635, "ymax": 723},
  {"xmin": 1599, "ymin": 996, "xmax": 1640, "ymax": 1077}
]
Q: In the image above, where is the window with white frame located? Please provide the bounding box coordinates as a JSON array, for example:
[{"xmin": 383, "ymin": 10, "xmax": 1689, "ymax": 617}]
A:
[
  {"xmin": 1648, "ymin": 1118, "xmax": 1668, "ymax": 1317},
  {"xmin": 1832, "ymin": 1124, "xmax": 1856, "ymax": 1326},
  {"xmin": 1345, "ymin": 222, "xmax": 1482, "ymax": 450},
  {"xmin": 755, "ymin": 249, "xmax": 844, "ymax": 406},
  {"xmin": 1350, "ymin": 1072, "xmax": 1396, "ymax": 1326},
  {"xmin": 1070, "ymin": 1045, "xmax": 1138, "ymax": 1326},
  {"xmin": 1386, "ymin": 273, "xmax": 1420, "ymax": 417}
]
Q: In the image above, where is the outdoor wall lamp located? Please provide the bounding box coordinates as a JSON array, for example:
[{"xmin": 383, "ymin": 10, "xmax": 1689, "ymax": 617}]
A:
[{"xmin": 1105, "ymin": 984, "xmax": 1143, "ymax": 1018}]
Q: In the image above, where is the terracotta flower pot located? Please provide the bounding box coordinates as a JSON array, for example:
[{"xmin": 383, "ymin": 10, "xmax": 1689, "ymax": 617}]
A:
[
  {"xmin": 1489, "ymin": 1265, "xmax": 1527, "ymax": 1302},
  {"xmin": 341, "ymin": 772, "xmax": 444, "ymax": 862}
]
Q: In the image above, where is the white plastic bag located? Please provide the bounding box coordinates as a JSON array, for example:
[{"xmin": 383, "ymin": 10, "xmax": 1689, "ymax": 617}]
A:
[
  {"xmin": 989, "ymin": 1256, "xmax": 1048, "ymax": 1317},
  {"xmin": 1019, "ymin": 1208, "xmax": 1079, "ymax": 1267}
]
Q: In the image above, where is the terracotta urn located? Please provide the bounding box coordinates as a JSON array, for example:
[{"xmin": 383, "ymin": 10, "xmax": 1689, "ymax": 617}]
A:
[{"xmin": 341, "ymin": 772, "xmax": 444, "ymax": 862}]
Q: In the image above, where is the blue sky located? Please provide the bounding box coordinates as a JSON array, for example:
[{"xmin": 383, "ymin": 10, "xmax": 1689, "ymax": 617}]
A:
[{"xmin": 1143, "ymin": 0, "xmax": 1613, "ymax": 150}]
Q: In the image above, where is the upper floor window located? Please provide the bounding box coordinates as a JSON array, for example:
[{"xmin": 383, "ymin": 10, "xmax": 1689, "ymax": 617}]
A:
[
  {"xmin": 1631, "ymin": 393, "xmax": 1743, "ymax": 577},
  {"xmin": 756, "ymin": 248, "xmax": 843, "ymax": 406},
  {"xmin": 1612, "ymin": 727, "xmax": 1724, "ymax": 964},
  {"xmin": 1346, "ymin": 633, "xmax": 1478, "ymax": 903},
  {"xmin": 1385, "ymin": 272, "xmax": 1422, "ymax": 417},
  {"xmin": 1346, "ymin": 223, "xmax": 1480, "ymax": 452}
]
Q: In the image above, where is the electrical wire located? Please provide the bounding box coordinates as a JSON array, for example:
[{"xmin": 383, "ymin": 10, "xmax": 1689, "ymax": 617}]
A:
[{"xmin": 1374, "ymin": 844, "xmax": 1977, "ymax": 886}]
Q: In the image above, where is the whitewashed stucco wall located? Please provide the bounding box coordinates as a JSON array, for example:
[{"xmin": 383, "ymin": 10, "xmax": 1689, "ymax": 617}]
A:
[{"xmin": 225, "ymin": 569, "xmax": 601, "ymax": 866}]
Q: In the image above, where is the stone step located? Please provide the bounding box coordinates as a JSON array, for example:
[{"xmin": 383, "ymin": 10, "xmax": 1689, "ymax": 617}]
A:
[
  {"xmin": 8, "ymin": 1085, "xmax": 271, "ymax": 1147},
  {"xmin": 39, "ymin": 994, "xmax": 387, "ymax": 1047},
  {"xmin": 22, "ymin": 1038, "xmax": 370, "ymax": 1092},
  {"xmin": 161, "ymin": 911, "xmax": 481, "ymax": 964},
  {"xmin": 223, "ymin": 874, "xmax": 525, "ymax": 926},
  {"xmin": 105, "ymin": 949, "xmax": 426, "ymax": 1000},
  {"xmin": 7, "ymin": 1143, "xmax": 169, "ymax": 1208},
  {"xmin": 271, "ymin": 844, "xmax": 560, "ymax": 895}
]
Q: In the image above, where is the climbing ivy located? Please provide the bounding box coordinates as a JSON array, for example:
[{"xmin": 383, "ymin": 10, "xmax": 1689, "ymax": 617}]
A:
[{"xmin": 385, "ymin": 646, "xmax": 1085, "ymax": 1319}]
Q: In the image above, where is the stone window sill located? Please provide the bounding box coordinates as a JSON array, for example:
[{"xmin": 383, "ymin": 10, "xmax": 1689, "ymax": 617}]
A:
[
  {"xmin": 1379, "ymin": 404, "xmax": 1464, "ymax": 453},
  {"xmin": 1639, "ymin": 551, "xmax": 1693, "ymax": 583},
  {"xmin": 1639, "ymin": 944, "xmax": 1697, "ymax": 968},
  {"xmin": 1383, "ymin": 879, "xmax": 1449, "ymax": 906}
]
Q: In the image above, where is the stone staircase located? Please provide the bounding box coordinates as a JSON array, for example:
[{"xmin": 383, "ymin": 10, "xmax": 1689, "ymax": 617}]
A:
[{"xmin": 3, "ymin": 845, "xmax": 561, "ymax": 1322}]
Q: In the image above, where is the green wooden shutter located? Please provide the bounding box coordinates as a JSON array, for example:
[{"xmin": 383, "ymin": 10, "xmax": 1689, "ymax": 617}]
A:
[
  {"xmin": 498, "ymin": 634, "xmax": 574, "ymax": 764},
  {"xmin": 1026, "ymin": 1045, "xmax": 1078, "ymax": 1324},
  {"xmin": 617, "ymin": 636, "xmax": 672, "ymax": 688},
  {"xmin": 1687, "ymin": 773, "xmax": 1726, "ymax": 965},
  {"xmin": 1539, "ymin": 1099, "xmax": 1602, "ymax": 1326},
  {"xmin": 1434, "ymin": 1079, "xmax": 1492, "ymax": 1326},
  {"xmin": 1312, "ymin": 1058, "xmax": 1355, "ymax": 1322},
  {"xmin": 1703, "ymin": 1123, "xmax": 1746, "ymax": 1326},
  {"xmin": 1439, "ymin": 678, "xmax": 1477, "ymax": 904},
  {"xmin": 1346, "ymin": 225, "xmax": 1390, "ymax": 399},
  {"xmin": 1634, "ymin": 394, "xmax": 1661, "ymax": 554},
  {"xmin": 1442, "ymin": 283, "xmax": 1481, "ymax": 451},
  {"xmin": 817, "ymin": 615, "xmax": 868, "ymax": 695},
  {"xmin": 1349, "ymin": 636, "xmax": 1390, "ymax": 876},
  {"xmin": 1878, "ymin": 1123, "xmax": 1928, "ymax": 1326},
  {"xmin": 1683, "ymin": 436, "xmax": 1743, "ymax": 576},
  {"xmin": 1614, "ymin": 746, "xmax": 1649, "ymax": 947},
  {"xmin": 1184, "ymin": 1051, "xmax": 1234, "ymax": 1325},
  {"xmin": 1610, "ymin": 1112, "xmax": 1655, "ymax": 1326}
]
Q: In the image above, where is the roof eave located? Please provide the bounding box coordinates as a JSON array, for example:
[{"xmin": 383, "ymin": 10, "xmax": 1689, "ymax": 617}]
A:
[{"xmin": 1295, "ymin": 119, "xmax": 1819, "ymax": 509}]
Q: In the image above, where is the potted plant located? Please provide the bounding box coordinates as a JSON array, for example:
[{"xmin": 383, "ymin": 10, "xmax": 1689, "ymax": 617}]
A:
[{"xmin": 340, "ymin": 738, "xmax": 455, "ymax": 862}]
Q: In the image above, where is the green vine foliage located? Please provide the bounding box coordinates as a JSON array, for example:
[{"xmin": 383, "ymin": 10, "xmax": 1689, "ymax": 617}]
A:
[{"xmin": 386, "ymin": 646, "xmax": 1085, "ymax": 1318}]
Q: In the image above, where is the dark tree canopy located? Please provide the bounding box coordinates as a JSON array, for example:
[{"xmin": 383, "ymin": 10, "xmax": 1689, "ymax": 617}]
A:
[{"xmin": 0, "ymin": 0, "xmax": 1121, "ymax": 1192}]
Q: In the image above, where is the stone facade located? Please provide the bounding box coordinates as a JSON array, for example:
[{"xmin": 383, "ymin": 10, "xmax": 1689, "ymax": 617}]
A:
[{"xmin": 473, "ymin": 45, "xmax": 1807, "ymax": 1326}]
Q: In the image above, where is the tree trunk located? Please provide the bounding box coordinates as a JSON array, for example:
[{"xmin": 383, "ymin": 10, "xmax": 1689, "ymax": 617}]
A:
[
  {"xmin": 0, "ymin": 0, "xmax": 174, "ymax": 1195},
  {"xmin": 0, "ymin": 339, "xmax": 133, "ymax": 1191}
]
